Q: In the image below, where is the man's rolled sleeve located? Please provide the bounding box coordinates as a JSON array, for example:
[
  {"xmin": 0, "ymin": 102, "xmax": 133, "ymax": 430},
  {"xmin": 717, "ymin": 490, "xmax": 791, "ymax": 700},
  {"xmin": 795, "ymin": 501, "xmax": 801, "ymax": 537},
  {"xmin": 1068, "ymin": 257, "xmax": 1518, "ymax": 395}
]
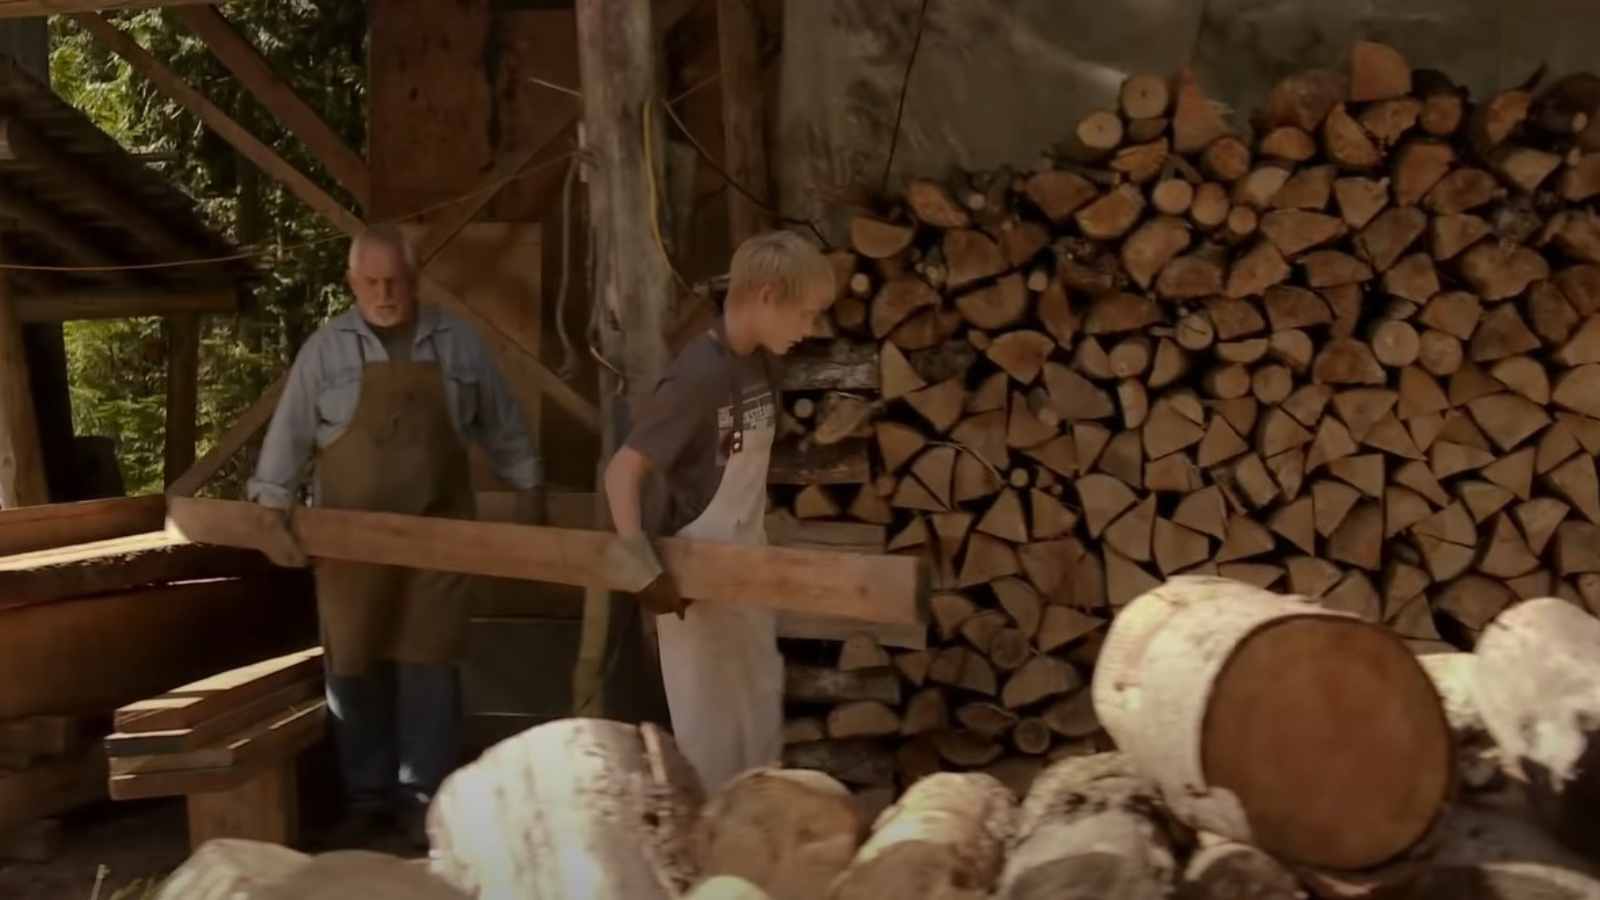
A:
[{"xmin": 246, "ymin": 340, "xmax": 323, "ymax": 509}]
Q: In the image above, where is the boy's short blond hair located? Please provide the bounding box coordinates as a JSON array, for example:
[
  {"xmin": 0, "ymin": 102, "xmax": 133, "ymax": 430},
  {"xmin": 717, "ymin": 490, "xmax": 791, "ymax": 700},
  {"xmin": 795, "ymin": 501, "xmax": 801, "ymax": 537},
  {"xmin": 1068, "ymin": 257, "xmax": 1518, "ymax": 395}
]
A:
[{"xmin": 728, "ymin": 231, "xmax": 835, "ymax": 304}]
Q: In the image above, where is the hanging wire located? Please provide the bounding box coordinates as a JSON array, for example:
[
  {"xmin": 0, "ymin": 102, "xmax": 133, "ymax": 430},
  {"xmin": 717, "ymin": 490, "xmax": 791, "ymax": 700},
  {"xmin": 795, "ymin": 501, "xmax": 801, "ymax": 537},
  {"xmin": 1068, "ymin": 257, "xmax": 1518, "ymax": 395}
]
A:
[
  {"xmin": 553, "ymin": 154, "xmax": 581, "ymax": 381},
  {"xmin": 879, "ymin": 0, "xmax": 934, "ymax": 195}
]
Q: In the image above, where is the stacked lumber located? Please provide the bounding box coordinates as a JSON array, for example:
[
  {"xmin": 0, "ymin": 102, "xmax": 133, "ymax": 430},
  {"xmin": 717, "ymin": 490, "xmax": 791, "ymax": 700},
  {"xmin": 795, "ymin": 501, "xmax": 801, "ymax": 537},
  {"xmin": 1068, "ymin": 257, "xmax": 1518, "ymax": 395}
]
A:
[
  {"xmin": 163, "ymin": 586, "xmax": 1600, "ymax": 900},
  {"xmin": 0, "ymin": 498, "xmax": 315, "ymax": 848},
  {"xmin": 773, "ymin": 44, "xmax": 1600, "ymax": 799},
  {"xmin": 104, "ymin": 648, "xmax": 327, "ymax": 850}
]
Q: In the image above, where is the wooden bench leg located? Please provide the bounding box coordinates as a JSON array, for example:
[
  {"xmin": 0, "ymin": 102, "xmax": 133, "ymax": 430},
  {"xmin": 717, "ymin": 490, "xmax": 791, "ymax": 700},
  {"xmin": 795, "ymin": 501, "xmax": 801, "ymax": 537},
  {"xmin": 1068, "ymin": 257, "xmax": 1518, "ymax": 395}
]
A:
[{"xmin": 186, "ymin": 761, "xmax": 299, "ymax": 851}]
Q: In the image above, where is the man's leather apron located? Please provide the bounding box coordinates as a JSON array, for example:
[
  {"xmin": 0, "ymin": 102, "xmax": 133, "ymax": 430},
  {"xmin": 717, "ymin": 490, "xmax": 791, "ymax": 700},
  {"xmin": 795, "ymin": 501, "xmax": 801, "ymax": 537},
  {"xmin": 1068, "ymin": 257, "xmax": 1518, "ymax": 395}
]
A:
[{"xmin": 313, "ymin": 359, "xmax": 476, "ymax": 678}]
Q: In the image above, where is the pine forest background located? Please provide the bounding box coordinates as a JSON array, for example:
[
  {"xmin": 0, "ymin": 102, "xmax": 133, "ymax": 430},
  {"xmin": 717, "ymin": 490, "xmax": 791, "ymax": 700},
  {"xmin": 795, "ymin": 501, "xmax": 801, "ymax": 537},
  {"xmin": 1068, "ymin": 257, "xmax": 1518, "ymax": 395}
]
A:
[{"xmin": 47, "ymin": 3, "xmax": 368, "ymax": 496}]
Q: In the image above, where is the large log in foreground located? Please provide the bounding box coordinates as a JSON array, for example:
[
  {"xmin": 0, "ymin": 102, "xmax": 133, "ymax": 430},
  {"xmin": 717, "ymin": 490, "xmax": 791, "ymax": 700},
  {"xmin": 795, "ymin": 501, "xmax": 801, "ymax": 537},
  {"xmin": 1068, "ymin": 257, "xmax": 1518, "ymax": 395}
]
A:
[
  {"xmin": 166, "ymin": 498, "xmax": 925, "ymax": 626},
  {"xmin": 1091, "ymin": 575, "xmax": 1452, "ymax": 869}
]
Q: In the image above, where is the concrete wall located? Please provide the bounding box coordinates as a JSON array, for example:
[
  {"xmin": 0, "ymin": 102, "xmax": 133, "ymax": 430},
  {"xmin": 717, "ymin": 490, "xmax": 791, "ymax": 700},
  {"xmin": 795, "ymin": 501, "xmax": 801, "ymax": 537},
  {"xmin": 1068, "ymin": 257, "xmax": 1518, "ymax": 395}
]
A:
[{"xmin": 777, "ymin": 0, "xmax": 1600, "ymax": 241}]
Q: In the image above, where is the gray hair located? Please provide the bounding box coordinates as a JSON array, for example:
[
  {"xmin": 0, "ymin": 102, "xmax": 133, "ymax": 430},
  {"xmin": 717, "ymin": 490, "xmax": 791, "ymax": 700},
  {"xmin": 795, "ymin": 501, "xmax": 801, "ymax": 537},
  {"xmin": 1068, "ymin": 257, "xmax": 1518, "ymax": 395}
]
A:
[
  {"xmin": 347, "ymin": 224, "xmax": 418, "ymax": 274},
  {"xmin": 728, "ymin": 230, "xmax": 834, "ymax": 303}
]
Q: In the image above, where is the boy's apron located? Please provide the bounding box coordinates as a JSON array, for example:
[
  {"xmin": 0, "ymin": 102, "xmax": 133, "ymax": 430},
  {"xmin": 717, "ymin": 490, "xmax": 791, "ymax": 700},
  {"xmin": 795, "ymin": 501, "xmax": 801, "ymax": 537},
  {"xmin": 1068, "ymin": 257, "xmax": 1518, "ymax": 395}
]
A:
[
  {"xmin": 313, "ymin": 359, "xmax": 477, "ymax": 678},
  {"xmin": 655, "ymin": 351, "xmax": 783, "ymax": 791}
]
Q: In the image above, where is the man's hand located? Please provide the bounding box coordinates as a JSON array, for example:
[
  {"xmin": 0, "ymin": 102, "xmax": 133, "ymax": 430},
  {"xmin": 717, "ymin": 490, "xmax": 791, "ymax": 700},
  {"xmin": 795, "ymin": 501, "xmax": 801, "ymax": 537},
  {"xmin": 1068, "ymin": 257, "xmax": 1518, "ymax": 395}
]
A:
[
  {"xmin": 608, "ymin": 532, "xmax": 691, "ymax": 619},
  {"xmin": 516, "ymin": 485, "xmax": 547, "ymax": 526},
  {"xmin": 259, "ymin": 506, "xmax": 309, "ymax": 569}
]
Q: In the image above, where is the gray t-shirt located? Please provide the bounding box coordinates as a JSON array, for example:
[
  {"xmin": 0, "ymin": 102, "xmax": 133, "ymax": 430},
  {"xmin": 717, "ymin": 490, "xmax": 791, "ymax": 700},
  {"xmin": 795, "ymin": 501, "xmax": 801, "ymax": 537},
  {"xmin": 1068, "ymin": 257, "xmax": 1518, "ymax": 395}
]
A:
[
  {"xmin": 371, "ymin": 320, "xmax": 415, "ymax": 363},
  {"xmin": 625, "ymin": 324, "xmax": 775, "ymax": 535}
]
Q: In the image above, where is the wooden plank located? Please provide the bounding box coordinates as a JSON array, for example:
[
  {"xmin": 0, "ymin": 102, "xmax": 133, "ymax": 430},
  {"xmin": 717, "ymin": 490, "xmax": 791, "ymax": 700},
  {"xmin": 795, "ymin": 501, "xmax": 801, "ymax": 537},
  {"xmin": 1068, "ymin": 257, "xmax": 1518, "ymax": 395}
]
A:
[
  {"xmin": 107, "ymin": 677, "xmax": 320, "ymax": 756},
  {"xmin": 70, "ymin": 12, "xmax": 365, "ymax": 236},
  {"xmin": 164, "ymin": 313, "xmax": 200, "ymax": 486},
  {"xmin": 0, "ymin": 573, "xmax": 316, "ymax": 720},
  {"xmin": 167, "ymin": 497, "xmax": 925, "ymax": 626},
  {"xmin": 109, "ymin": 699, "xmax": 324, "ymax": 775},
  {"xmin": 0, "ymin": 495, "xmax": 165, "ymax": 556},
  {"xmin": 184, "ymin": 761, "xmax": 297, "ymax": 850},
  {"xmin": 112, "ymin": 646, "xmax": 321, "ymax": 734},
  {"xmin": 717, "ymin": 0, "xmax": 772, "ymax": 241},
  {"xmin": 15, "ymin": 286, "xmax": 236, "ymax": 322},
  {"xmin": 0, "ymin": 1, "xmax": 209, "ymax": 17},
  {"xmin": 0, "ymin": 749, "xmax": 106, "ymax": 835},
  {"xmin": 165, "ymin": 376, "xmax": 283, "ymax": 498},
  {"xmin": 0, "ymin": 291, "xmax": 46, "ymax": 508},
  {"xmin": 0, "ymin": 531, "xmax": 269, "ymax": 611},
  {"xmin": 172, "ymin": 5, "xmax": 370, "ymax": 209},
  {"xmin": 108, "ymin": 702, "xmax": 324, "ymax": 801}
]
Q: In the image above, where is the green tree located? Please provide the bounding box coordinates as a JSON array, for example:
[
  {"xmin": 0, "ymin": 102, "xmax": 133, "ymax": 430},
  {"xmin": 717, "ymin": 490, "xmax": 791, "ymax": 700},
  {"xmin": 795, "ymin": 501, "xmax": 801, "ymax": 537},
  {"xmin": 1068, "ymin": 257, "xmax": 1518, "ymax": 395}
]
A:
[{"xmin": 48, "ymin": 2, "xmax": 367, "ymax": 496}]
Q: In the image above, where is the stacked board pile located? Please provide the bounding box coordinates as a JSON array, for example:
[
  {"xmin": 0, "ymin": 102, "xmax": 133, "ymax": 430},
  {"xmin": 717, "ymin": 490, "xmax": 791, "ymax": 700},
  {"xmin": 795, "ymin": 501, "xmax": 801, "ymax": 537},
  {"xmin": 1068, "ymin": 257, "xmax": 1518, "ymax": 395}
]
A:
[
  {"xmin": 771, "ymin": 43, "xmax": 1600, "ymax": 800},
  {"xmin": 0, "ymin": 497, "xmax": 314, "ymax": 856}
]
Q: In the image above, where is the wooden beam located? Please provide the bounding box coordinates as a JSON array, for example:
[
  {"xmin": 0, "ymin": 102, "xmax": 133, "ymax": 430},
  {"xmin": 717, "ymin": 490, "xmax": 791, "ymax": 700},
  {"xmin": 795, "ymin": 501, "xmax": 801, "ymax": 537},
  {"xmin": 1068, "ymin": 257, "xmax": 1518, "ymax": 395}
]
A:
[
  {"xmin": 0, "ymin": 118, "xmax": 206, "ymax": 264},
  {"xmin": 164, "ymin": 376, "xmax": 282, "ymax": 498},
  {"xmin": 0, "ymin": 530, "xmax": 270, "ymax": 612},
  {"xmin": 164, "ymin": 313, "xmax": 200, "ymax": 484},
  {"xmin": 70, "ymin": 12, "xmax": 365, "ymax": 237},
  {"xmin": 0, "ymin": 572, "xmax": 315, "ymax": 720},
  {"xmin": 169, "ymin": 6, "xmax": 370, "ymax": 210},
  {"xmin": 0, "ymin": 285, "xmax": 47, "ymax": 509},
  {"xmin": 716, "ymin": 0, "xmax": 771, "ymax": 242},
  {"xmin": 0, "ymin": 1, "xmax": 208, "ymax": 17},
  {"xmin": 165, "ymin": 497, "xmax": 926, "ymax": 626},
  {"xmin": 0, "ymin": 495, "xmax": 165, "ymax": 556},
  {"xmin": 14, "ymin": 284, "xmax": 236, "ymax": 322}
]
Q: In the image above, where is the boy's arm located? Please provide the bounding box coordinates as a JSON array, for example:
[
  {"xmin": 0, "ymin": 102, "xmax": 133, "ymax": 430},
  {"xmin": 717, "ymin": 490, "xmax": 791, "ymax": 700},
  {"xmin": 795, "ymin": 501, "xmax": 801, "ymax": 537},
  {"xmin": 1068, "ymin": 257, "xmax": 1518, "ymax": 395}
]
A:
[{"xmin": 604, "ymin": 445, "xmax": 687, "ymax": 616}]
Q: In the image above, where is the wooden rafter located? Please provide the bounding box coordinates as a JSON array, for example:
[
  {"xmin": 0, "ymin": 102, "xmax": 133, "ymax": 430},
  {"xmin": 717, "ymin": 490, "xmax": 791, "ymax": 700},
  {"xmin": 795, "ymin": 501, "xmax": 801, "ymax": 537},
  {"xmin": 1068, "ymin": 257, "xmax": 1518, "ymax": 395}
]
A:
[
  {"xmin": 0, "ymin": 183, "xmax": 126, "ymax": 276},
  {"xmin": 0, "ymin": 118, "xmax": 202, "ymax": 265},
  {"xmin": 170, "ymin": 6, "xmax": 371, "ymax": 210},
  {"xmin": 0, "ymin": 1, "xmax": 209, "ymax": 17},
  {"xmin": 74, "ymin": 11, "xmax": 602, "ymax": 499},
  {"xmin": 13, "ymin": 285, "xmax": 235, "ymax": 322}
]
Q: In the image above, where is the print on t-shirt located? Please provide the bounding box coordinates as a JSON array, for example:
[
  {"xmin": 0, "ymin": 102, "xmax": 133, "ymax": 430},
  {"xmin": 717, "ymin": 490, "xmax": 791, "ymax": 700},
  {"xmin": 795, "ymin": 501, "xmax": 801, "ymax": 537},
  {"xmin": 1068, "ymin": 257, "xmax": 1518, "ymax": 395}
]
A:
[{"xmin": 716, "ymin": 386, "xmax": 775, "ymax": 466}]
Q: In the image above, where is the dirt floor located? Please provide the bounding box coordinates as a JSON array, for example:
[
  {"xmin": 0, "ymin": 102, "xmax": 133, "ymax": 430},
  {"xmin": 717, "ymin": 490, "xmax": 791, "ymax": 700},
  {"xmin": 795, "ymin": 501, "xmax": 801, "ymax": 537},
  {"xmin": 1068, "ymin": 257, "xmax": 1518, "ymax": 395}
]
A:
[{"xmin": 0, "ymin": 801, "xmax": 189, "ymax": 900}]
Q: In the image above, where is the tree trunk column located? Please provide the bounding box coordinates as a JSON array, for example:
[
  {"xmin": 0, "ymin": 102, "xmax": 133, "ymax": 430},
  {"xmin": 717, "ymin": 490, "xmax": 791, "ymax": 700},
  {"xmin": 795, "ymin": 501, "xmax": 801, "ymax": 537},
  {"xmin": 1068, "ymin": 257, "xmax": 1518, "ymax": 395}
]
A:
[
  {"xmin": 574, "ymin": 0, "xmax": 674, "ymax": 719},
  {"xmin": 0, "ymin": 262, "xmax": 47, "ymax": 508},
  {"xmin": 164, "ymin": 313, "xmax": 200, "ymax": 487}
]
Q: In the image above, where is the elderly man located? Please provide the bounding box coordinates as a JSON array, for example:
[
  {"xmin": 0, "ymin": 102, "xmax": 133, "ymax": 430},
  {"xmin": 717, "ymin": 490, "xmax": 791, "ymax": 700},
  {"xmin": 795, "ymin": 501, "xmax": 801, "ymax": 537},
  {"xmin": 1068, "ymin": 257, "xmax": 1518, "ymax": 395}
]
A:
[
  {"xmin": 604, "ymin": 231, "xmax": 834, "ymax": 791},
  {"xmin": 249, "ymin": 225, "xmax": 543, "ymax": 847}
]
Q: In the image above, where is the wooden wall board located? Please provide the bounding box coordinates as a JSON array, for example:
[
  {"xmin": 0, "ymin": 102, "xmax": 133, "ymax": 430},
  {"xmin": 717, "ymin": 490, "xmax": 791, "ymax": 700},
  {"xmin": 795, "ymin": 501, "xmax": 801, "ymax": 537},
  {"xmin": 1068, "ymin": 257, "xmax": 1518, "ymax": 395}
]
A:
[
  {"xmin": 0, "ymin": 572, "xmax": 316, "ymax": 720},
  {"xmin": 0, "ymin": 530, "xmax": 272, "ymax": 612},
  {"xmin": 0, "ymin": 749, "xmax": 105, "ymax": 836}
]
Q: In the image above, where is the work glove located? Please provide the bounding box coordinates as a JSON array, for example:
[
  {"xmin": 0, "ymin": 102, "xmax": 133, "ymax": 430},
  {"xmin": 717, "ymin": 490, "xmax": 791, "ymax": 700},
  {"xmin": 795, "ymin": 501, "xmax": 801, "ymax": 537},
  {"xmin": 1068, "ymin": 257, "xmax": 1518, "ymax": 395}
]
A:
[
  {"xmin": 608, "ymin": 532, "xmax": 691, "ymax": 619},
  {"xmin": 259, "ymin": 506, "xmax": 309, "ymax": 569}
]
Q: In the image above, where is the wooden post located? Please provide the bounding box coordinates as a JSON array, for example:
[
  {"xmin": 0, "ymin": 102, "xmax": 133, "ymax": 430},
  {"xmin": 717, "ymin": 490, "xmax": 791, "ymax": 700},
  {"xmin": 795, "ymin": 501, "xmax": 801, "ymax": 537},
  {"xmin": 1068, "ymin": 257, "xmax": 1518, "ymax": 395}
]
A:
[
  {"xmin": 0, "ymin": 264, "xmax": 47, "ymax": 509},
  {"xmin": 164, "ymin": 314, "xmax": 201, "ymax": 487},
  {"xmin": 573, "ymin": 0, "xmax": 674, "ymax": 718},
  {"xmin": 716, "ymin": 0, "xmax": 772, "ymax": 243}
]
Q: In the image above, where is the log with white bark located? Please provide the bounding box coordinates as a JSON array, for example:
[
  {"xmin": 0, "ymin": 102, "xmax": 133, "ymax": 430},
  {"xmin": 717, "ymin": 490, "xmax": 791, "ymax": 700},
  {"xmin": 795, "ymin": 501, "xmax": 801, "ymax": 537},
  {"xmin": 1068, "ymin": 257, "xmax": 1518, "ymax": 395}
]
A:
[
  {"xmin": 427, "ymin": 719, "xmax": 703, "ymax": 900},
  {"xmin": 694, "ymin": 769, "xmax": 861, "ymax": 900},
  {"xmin": 1091, "ymin": 575, "xmax": 1452, "ymax": 869},
  {"xmin": 996, "ymin": 752, "xmax": 1178, "ymax": 900},
  {"xmin": 1472, "ymin": 596, "xmax": 1600, "ymax": 855},
  {"xmin": 827, "ymin": 772, "xmax": 1015, "ymax": 900}
]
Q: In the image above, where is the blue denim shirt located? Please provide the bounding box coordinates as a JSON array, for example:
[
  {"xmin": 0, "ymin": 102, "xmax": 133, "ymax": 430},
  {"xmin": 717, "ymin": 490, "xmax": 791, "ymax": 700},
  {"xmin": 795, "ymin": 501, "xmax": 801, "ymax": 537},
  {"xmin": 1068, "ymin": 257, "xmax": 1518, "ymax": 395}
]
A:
[{"xmin": 246, "ymin": 304, "xmax": 541, "ymax": 508}]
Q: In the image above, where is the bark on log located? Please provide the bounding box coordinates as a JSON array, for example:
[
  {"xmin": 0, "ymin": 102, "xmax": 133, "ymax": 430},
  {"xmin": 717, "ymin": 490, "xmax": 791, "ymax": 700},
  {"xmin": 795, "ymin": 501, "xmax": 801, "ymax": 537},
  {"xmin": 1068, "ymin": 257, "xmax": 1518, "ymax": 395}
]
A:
[
  {"xmin": 1091, "ymin": 576, "xmax": 1452, "ymax": 869},
  {"xmin": 828, "ymin": 773, "xmax": 1015, "ymax": 900}
]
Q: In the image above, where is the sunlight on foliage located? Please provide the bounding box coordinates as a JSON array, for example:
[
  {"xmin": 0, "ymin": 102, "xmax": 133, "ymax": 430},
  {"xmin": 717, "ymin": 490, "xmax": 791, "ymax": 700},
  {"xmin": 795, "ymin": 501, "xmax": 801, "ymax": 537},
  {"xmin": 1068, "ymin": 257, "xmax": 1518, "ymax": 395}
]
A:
[{"xmin": 48, "ymin": 3, "xmax": 366, "ymax": 495}]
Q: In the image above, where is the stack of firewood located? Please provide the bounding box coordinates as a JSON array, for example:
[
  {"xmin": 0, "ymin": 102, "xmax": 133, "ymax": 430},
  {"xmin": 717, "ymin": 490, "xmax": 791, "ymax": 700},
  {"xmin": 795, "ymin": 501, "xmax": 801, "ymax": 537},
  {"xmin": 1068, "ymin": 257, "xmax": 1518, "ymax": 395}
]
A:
[{"xmin": 773, "ymin": 43, "xmax": 1600, "ymax": 801}]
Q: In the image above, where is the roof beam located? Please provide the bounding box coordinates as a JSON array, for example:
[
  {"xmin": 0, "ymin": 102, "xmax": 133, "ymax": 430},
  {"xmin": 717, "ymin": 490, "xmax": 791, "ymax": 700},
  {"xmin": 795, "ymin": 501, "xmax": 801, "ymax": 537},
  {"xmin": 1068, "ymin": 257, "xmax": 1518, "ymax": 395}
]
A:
[
  {"xmin": 0, "ymin": 1, "xmax": 210, "ymax": 17},
  {"xmin": 13, "ymin": 284, "xmax": 236, "ymax": 322},
  {"xmin": 169, "ymin": 6, "xmax": 370, "ymax": 210},
  {"xmin": 0, "ymin": 118, "xmax": 207, "ymax": 268},
  {"xmin": 0, "ymin": 183, "xmax": 125, "ymax": 276}
]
